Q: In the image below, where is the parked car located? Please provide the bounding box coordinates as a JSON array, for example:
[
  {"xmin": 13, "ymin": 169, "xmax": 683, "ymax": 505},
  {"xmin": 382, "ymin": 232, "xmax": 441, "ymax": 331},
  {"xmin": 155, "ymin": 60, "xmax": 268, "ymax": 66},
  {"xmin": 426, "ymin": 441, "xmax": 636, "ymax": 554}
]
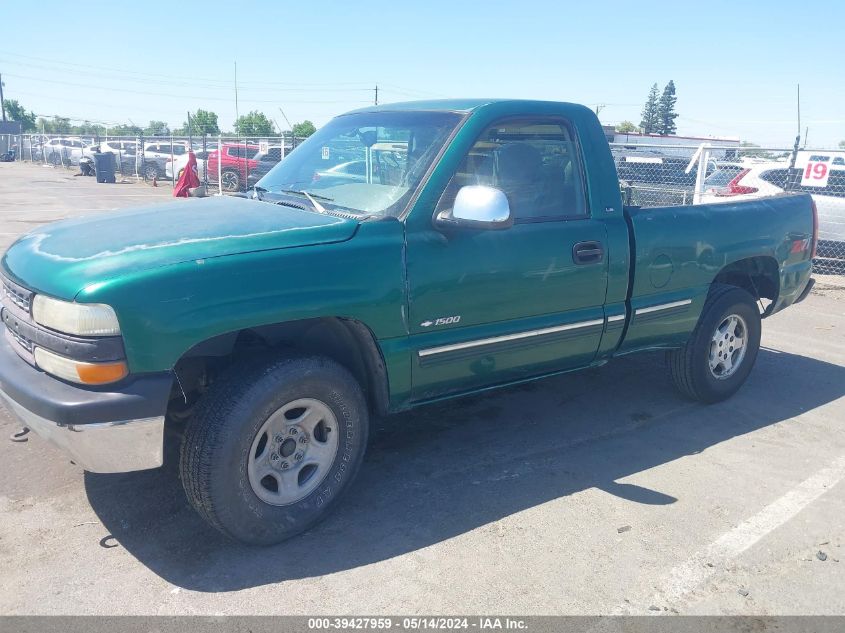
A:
[
  {"xmin": 206, "ymin": 143, "xmax": 260, "ymax": 191},
  {"xmin": 42, "ymin": 137, "xmax": 94, "ymax": 166},
  {"xmin": 20, "ymin": 135, "xmax": 48, "ymax": 161},
  {"xmin": 699, "ymin": 155, "xmax": 844, "ymax": 271},
  {"xmin": 99, "ymin": 140, "xmax": 137, "ymax": 173},
  {"xmin": 0, "ymin": 99, "xmax": 816, "ymax": 545},
  {"xmin": 138, "ymin": 141, "xmax": 188, "ymax": 180},
  {"xmin": 244, "ymin": 147, "xmax": 285, "ymax": 189},
  {"xmin": 165, "ymin": 148, "xmax": 213, "ymax": 181}
]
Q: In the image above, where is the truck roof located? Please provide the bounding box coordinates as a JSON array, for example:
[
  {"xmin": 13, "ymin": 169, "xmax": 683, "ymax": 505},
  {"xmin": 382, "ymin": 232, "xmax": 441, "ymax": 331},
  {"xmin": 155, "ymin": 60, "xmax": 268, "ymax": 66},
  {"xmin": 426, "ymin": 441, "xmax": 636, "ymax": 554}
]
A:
[{"xmin": 347, "ymin": 98, "xmax": 586, "ymax": 115}]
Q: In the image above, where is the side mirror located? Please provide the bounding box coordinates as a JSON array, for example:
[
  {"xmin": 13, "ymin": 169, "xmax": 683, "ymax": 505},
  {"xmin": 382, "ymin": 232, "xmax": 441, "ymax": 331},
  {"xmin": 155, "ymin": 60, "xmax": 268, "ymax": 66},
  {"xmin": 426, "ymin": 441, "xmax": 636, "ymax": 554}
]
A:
[{"xmin": 435, "ymin": 185, "xmax": 513, "ymax": 231}]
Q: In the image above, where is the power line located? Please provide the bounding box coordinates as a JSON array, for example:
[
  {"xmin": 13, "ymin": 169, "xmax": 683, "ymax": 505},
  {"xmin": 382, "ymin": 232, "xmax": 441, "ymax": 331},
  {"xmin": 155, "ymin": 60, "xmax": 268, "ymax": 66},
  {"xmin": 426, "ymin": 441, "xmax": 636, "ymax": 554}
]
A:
[
  {"xmin": 0, "ymin": 58, "xmax": 376, "ymax": 92},
  {"xmin": 1, "ymin": 73, "xmax": 372, "ymax": 104},
  {"xmin": 0, "ymin": 50, "xmax": 379, "ymax": 89}
]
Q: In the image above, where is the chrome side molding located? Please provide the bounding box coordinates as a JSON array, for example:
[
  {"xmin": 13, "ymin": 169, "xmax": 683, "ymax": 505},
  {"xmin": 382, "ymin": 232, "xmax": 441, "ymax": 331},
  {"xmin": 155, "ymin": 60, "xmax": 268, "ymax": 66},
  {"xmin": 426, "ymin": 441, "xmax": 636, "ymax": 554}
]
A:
[
  {"xmin": 419, "ymin": 319, "xmax": 604, "ymax": 358},
  {"xmin": 634, "ymin": 299, "xmax": 692, "ymax": 316}
]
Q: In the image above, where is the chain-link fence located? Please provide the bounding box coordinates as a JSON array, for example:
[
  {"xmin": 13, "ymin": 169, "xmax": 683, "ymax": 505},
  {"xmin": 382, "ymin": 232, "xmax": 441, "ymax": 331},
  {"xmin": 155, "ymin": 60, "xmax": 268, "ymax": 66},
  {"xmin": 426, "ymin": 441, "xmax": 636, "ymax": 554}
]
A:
[
  {"xmin": 8, "ymin": 132, "xmax": 307, "ymax": 195},
  {"xmin": 612, "ymin": 143, "xmax": 845, "ymax": 276}
]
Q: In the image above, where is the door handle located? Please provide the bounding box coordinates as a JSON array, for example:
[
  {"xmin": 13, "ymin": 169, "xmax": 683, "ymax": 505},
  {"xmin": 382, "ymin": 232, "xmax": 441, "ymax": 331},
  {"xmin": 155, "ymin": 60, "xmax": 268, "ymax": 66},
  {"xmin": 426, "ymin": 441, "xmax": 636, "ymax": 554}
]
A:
[{"xmin": 572, "ymin": 241, "xmax": 604, "ymax": 265}]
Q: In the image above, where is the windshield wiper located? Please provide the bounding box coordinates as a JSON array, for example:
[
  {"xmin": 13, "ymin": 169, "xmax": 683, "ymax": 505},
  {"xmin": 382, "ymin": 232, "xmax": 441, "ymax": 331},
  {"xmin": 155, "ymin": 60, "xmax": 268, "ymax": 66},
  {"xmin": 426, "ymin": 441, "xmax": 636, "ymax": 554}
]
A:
[
  {"xmin": 277, "ymin": 188, "xmax": 335, "ymax": 214},
  {"xmin": 253, "ymin": 186, "xmax": 267, "ymax": 201}
]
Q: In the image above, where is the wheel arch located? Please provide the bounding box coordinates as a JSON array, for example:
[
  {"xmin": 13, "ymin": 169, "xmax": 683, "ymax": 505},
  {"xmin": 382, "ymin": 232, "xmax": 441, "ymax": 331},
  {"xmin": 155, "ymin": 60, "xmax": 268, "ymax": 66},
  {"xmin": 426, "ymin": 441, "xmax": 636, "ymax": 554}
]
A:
[
  {"xmin": 711, "ymin": 255, "xmax": 779, "ymax": 315},
  {"xmin": 172, "ymin": 316, "xmax": 390, "ymax": 418}
]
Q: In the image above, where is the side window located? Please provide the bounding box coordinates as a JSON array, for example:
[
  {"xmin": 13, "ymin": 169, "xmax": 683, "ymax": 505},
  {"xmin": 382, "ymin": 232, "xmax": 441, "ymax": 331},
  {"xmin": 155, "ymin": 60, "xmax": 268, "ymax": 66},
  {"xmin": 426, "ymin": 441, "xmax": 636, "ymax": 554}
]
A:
[
  {"xmin": 172, "ymin": 145, "xmax": 186, "ymax": 155},
  {"xmin": 267, "ymin": 148, "xmax": 281, "ymax": 161},
  {"xmin": 436, "ymin": 118, "xmax": 588, "ymax": 221}
]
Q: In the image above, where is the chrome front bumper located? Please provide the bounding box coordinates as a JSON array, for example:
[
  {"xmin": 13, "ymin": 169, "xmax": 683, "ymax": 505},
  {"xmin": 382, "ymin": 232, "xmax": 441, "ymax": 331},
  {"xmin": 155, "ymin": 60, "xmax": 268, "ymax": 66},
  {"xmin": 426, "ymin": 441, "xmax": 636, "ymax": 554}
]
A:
[{"xmin": 0, "ymin": 388, "xmax": 164, "ymax": 473}]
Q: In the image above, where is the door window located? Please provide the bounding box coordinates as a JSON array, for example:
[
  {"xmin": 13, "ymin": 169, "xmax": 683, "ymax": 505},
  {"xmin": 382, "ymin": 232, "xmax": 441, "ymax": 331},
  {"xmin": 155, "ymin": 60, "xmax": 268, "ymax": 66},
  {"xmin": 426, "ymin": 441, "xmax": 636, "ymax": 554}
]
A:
[{"xmin": 437, "ymin": 118, "xmax": 588, "ymax": 221}]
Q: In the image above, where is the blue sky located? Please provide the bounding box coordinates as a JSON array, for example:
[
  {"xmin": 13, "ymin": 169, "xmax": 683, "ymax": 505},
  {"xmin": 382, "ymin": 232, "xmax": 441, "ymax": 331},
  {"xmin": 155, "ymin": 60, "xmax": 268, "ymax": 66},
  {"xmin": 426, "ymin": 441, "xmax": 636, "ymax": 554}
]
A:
[{"xmin": 1, "ymin": 0, "xmax": 842, "ymax": 147}]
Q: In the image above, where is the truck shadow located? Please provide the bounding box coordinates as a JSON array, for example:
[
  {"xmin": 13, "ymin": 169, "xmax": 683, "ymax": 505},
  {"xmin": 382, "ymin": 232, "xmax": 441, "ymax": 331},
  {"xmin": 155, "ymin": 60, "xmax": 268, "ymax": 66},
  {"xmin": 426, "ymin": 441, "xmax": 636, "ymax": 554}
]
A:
[{"xmin": 84, "ymin": 348, "xmax": 845, "ymax": 592}]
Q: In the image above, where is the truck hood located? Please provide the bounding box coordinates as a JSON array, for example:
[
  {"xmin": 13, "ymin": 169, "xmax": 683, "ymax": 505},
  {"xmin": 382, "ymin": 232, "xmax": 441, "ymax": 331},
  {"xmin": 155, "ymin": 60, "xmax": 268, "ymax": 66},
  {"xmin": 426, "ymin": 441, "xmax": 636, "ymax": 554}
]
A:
[{"xmin": 2, "ymin": 196, "xmax": 359, "ymax": 299}]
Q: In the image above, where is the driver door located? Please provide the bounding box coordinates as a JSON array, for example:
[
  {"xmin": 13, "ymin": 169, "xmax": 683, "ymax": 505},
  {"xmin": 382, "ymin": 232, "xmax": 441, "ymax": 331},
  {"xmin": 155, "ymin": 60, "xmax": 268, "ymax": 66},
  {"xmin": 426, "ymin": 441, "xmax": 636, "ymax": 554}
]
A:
[{"xmin": 405, "ymin": 116, "xmax": 609, "ymax": 400}]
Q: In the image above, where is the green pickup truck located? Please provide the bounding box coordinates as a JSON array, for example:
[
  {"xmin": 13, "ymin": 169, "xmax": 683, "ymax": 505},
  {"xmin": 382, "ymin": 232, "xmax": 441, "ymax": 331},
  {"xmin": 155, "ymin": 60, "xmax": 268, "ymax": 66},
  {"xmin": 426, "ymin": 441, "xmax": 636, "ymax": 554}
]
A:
[{"xmin": 0, "ymin": 100, "xmax": 816, "ymax": 544}]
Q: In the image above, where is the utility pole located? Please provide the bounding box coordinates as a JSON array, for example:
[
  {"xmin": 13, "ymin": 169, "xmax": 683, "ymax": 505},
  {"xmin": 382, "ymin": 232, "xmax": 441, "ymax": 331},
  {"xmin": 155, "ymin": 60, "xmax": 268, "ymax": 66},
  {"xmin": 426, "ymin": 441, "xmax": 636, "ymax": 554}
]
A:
[
  {"xmin": 374, "ymin": 84, "xmax": 378, "ymax": 106},
  {"xmin": 0, "ymin": 73, "xmax": 6, "ymax": 122},
  {"xmin": 234, "ymin": 62, "xmax": 239, "ymax": 128}
]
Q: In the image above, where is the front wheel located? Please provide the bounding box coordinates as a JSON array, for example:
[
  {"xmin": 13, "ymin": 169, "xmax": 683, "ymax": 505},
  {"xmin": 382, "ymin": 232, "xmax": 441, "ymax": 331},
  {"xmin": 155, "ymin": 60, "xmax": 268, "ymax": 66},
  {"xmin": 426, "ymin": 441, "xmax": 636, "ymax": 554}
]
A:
[
  {"xmin": 143, "ymin": 162, "xmax": 160, "ymax": 181},
  {"xmin": 221, "ymin": 169, "xmax": 240, "ymax": 192},
  {"xmin": 667, "ymin": 284, "xmax": 761, "ymax": 403},
  {"xmin": 180, "ymin": 355, "xmax": 369, "ymax": 545}
]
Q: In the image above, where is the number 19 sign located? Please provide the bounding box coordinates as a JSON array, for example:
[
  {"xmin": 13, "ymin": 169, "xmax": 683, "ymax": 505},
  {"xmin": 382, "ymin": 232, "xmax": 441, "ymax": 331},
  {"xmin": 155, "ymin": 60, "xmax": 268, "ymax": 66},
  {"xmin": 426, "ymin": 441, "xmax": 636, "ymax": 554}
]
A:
[{"xmin": 801, "ymin": 160, "xmax": 831, "ymax": 188}]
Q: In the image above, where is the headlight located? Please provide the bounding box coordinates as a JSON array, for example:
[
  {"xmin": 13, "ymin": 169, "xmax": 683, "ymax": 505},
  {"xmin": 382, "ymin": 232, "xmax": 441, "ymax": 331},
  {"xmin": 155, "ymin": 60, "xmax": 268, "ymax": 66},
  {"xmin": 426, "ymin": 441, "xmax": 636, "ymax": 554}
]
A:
[
  {"xmin": 32, "ymin": 295, "xmax": 120, "ymax": 336},
  {"xmin": 34, "ymin": 347, "xmax": 128, "ymax": 385}
]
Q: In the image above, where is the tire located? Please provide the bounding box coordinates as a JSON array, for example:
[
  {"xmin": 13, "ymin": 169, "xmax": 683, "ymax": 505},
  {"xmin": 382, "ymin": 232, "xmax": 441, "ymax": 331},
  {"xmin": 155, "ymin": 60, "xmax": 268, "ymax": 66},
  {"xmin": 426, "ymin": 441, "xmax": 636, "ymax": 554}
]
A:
[
  {"xmin": 180, "ymin": 354, "xmax": 369, "ymax": 545},
  {"xmin": 667, "ymin": 283, "xmax": 761, "ymax": 404},
  {"xmin": 221, "ymin": 169, "xmax": 240, "ymax": 192},
  {"xmin": 48, "ymin": 152, "xmax": 61, "ymax": 166},
  {"xmin": 143, "ymin": 162, "xmax": 160, "ymax": 181}
]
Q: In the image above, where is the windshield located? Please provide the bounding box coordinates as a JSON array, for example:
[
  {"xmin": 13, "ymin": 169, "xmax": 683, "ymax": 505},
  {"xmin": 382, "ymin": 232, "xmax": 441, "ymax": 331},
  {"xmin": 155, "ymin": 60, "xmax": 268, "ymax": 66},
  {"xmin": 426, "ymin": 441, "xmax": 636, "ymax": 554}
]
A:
[{"xmin": 256, "ymin": 110, "xmax": 462, "ymax": 217}]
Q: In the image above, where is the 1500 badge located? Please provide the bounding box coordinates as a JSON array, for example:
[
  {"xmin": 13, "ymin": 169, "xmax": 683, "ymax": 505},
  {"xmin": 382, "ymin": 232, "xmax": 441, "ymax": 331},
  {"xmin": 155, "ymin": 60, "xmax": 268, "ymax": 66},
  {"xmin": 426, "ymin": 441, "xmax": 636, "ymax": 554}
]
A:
[{"xmin": 420, "ymin": 315, "xmax": 461, "ymax": 327}]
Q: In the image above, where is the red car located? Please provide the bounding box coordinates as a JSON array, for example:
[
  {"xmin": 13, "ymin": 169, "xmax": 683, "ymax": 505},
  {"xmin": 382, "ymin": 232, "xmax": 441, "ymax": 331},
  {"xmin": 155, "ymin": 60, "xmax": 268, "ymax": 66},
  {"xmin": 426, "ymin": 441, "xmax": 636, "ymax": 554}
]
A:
[{"xmin": 207, "ymin": 143, "xmax": 261, "ymax": 192}]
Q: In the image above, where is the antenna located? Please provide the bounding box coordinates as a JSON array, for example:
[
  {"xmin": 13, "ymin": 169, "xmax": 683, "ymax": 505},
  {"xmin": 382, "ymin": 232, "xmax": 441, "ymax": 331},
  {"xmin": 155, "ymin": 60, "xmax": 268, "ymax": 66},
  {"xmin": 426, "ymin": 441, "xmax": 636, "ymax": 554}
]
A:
[
  {"xmin": 278, "ymin": 107, "xmax": 293, "ymax": 130},
  {"xmin": 789, "ymin": 84, "xmax": 801, "ymax": 170}
]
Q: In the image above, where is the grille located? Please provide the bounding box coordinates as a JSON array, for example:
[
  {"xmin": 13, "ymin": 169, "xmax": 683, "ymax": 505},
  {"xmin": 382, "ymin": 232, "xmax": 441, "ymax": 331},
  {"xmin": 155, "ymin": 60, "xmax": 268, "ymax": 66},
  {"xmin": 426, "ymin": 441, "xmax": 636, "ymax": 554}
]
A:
[
  {"xmin": 1, "ymin": 275, "xmax": 33, "ymax": 313},
  {"xmin": 6, "ymin": 325, "xmax": 33, "ymax": 354}
]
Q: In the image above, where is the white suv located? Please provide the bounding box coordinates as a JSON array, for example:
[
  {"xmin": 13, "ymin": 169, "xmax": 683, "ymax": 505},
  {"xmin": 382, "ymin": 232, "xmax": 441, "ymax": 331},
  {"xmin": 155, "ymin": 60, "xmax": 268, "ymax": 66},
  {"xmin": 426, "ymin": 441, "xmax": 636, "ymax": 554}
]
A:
[
  {"xmin": 42, "ymin": 138, "xmax": 94, "ymax": 166},
  {"xmin": 139, "ymin": 141, "xmax": 188, "ymax": 179}
]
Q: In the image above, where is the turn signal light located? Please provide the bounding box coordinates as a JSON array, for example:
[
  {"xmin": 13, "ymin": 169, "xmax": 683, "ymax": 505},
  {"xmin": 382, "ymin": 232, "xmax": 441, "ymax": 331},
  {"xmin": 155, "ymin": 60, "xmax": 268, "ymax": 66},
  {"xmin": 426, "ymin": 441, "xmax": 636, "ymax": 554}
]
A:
[
  {"xmin": 76, "ymin": 361, "xmax": 129, "ymax": 385},
  {"xmin": 33, "ymin": 347, "xmax": 128, "ymax": 385}
]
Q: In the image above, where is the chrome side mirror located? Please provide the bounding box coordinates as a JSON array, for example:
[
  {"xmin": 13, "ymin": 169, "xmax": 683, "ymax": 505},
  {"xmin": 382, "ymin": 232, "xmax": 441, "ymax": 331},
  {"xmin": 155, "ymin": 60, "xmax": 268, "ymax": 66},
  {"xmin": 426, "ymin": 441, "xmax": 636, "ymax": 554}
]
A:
[{"xmin": 435, "ymin": 185, "xmax": 513, "ymax": 230}]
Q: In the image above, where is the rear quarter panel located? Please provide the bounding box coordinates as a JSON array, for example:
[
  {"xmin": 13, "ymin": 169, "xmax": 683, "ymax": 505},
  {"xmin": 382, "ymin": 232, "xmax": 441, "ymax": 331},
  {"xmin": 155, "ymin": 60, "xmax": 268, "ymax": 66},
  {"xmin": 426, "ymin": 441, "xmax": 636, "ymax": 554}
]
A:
[{"xmin": 618, "ymin": 193, "xmax": 814, "ymax": 353}]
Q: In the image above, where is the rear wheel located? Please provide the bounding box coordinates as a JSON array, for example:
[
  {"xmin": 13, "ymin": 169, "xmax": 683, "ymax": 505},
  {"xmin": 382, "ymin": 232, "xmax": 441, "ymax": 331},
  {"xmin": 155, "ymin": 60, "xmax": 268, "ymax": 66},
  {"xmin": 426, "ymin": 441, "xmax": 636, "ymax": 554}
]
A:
[
  {"xmin": 667, "ymin": 284, "xmax": 761, "ymax": 403},
  {"xmin": 180, "ymin": 355, "xmax": 369, "ymax": 545}
]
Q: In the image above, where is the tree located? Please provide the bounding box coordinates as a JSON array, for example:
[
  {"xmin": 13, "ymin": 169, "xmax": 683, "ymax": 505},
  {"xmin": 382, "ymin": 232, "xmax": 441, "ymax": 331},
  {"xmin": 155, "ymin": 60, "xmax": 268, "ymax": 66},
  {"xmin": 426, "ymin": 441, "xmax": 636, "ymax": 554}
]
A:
[
  {"xmin": 190, "ymin": 109, "xmax": 219, "ymax": 135},
  {"xmin": 143, "ymin": 120, "xmax": 170, "ymax": 136},
  {"xmin": 639, "ymin": 83, "xmax": 659, "ymax": 134},
  {"xmin": 615, "ymin": 121, "xmax": 638, "ymax": 134},
  {"xmin": 234, "ymin": 110, "xmax": 274, "ymax": 136},
  {"xmin": 292, "ymin": 120, "xmax": 316, "ymax": 138},
  {"xmin": 109, "ymin": 123, "xmax": 142, "ymax": 137},
  {"xmin": 37, "ymin": 116, "xmax": 72, "ymax": 134},
  {"xmin": 656, "ymin": 80, "xmax": 678, "ymax": 136},
  {"xmin": 2, "ymin": 99, "xmax": 37, "ymax": 132},
  {"xmin": 72, "ymin": 121, "xmax": 106, "ymax": 136}
]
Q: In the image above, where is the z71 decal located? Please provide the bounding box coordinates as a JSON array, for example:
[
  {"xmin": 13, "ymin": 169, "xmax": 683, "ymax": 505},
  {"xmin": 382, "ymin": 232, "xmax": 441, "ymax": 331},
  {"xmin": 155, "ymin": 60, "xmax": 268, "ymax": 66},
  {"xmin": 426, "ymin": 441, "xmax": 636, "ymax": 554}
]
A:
[{"xmin": 420, "ymin": 315, "xmax": 461, "ymax": 328}]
